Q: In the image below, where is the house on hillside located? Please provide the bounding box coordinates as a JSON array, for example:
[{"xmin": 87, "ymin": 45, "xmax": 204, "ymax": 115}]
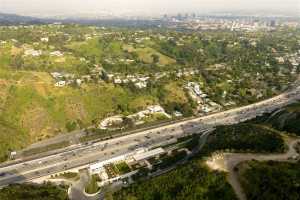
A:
[
  {"xmin": 55, "ymin": 81, "xmax": 66, "ymax": 87},
  {"xmin": 50, "ymin": 51, "xmax": 63, "ymax": 57}
]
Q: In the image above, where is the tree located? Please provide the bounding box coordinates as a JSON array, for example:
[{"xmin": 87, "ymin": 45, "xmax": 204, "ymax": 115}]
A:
[{"xmin": 151, "ymin": 54, "xmax": 160, "ymax": 64}]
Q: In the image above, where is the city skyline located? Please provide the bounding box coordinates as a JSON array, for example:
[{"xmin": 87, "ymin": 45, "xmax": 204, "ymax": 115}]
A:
[{"xmin": 0, "ymin": 0, "xmax": 299, "ymax": 17}]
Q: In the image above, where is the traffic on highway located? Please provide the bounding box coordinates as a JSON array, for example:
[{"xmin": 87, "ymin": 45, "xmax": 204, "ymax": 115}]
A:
[{"xmin": 0, "ymin": 86, "xmax": 300, "ymax": 188}]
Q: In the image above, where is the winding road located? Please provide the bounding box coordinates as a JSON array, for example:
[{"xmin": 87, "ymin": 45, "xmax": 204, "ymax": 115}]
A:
[
  {"xmin": 206, "ymin": 137, "xmax": 300, "ymax": 200},
  {"xmin": 68, "ymin": 170, "xmax": 103, "ymax": 200}
]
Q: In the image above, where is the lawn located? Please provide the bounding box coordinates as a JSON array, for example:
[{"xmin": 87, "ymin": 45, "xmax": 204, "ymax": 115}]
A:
[
  {"xmin": 115, "ymin": 162, "xmax": 131, "ymax": 175},
  {"xmin": 136, "ymin": 47, "xmax": 173, "ymax": 65},
  {"xmin": 65, "ymin": 38, "xmax": 103, "ymax": 62},
  {"xmin": 123, "ymin": 45, "xmax": 176, "ymax": 65},
  {"xmin": 85, "ymin": 175, "xmax": 101, "ymax": 194}
]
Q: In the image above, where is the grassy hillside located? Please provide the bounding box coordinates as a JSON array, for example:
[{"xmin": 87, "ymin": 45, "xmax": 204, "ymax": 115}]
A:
[
  {"xmin": 0, "ymin": 118, "xmax": 28, "ymax": 162},
  {"xmin": 0, "ymin": 69, "xmax": 166, "ymax": 160},
  {"xmin": 0, "ymin": 25, "xmax": 299, "ymax": 164}
]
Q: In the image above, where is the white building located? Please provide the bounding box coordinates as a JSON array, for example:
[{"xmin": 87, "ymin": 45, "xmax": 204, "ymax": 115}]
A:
[
  {"xmin": 135, "ymin": 82, "xmax": 147, "ymax": 89},
  {"xmin": 89, "ymin": 152, "xmax": 134, "ymax": 174},
  {"xmin": 147, "ymin": 105, "xmax": 164, "ymax": 113},
  {"xmin": 40, "ymin": 37, "xmax": 49, "ymax": 42},
  {"xmin": 89, "ymin": 148, "xmax": 165, "ymax": 174},
  {"xmin": 50, "ymin": 72, "xmax": 63, "ymax": 79},
  {"xmin": 276, "ymin": 57, "xmax": 285, "ymax": 64},
  {"xmin": 50, "ymin": 51, "xmax": 63, "ymax": 57},
  {"xmin": 55, "ymin": 81, "xmax": 66, "ymax": 87},
  {"xmin": 24, "ymin": 49, "xmax": 42, "ymax": 57},
  {"xmin": 76, "ymin": 79, "xmax": 83, "ymax": 86},
  {"xmin": 114, "ymin": 78, "xmax": 122, "ymax": 84}
]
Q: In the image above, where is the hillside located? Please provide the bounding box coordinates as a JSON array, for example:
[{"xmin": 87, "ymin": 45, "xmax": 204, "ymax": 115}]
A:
[
  {"xmin": 111, "ymin": 161, "xmax": 237, "ymax": 200},
  {"xmin": 0, "ymin": 24, "xmax": 299, "ymax": 162},
  {"xmin": 254, "ymin": 101, "xmax": 300, "ymax": 135},
  {"xmin": 238, "ymin": 160, "xmax": 300, "ymax": 200},
  {"xmin": 0, "ymin": 183, "xmax": 69, "ymax": 200},
  {"xmin": 0, "ymin": 118, "xmax": 28, "ymax": 162},
  {"xmin": 0, "ymin": 13, "xmax": 45, "ymax": 25},
  {"xmin": 111, "ymin": 123, "xmax": 287, "ymax": 200},
  {"xmin": 201, "ymin": 123, "xmax": 286, "ymax": 155}
]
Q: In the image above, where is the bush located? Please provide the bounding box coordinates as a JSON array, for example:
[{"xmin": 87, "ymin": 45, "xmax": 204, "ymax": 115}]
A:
[
  {"xmin": 238, "ymin": 160, "xmax": 300, "ymax": 200},
  {"xmin": 113, "ymin": 161, "xmax": 237, "ymax": 200},
  {"xmin": 201, "ymin": 123, "xmax": 285, "ymax": 156},
  {"xmin": 0, "ymin": 183, "xmax": 69, "ymax": 200}
]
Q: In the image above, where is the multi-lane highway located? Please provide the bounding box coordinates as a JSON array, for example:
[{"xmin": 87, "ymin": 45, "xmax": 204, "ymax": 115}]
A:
[{"xmin": 0, "ymin": 86, "xmax": 300, "ymax": 188}]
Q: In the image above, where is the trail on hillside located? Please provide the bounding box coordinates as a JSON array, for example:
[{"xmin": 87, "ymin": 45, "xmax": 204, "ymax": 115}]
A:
[{"xmin": 205, "ymin": 138, "xmax": 300, "ymax": 200}]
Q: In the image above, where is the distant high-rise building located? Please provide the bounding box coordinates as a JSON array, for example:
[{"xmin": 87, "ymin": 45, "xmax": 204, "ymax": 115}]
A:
[
  {"xmin": 177, "ymin": 13, "xmax": 183, "ymax": 20},
  {"xmin": 270, "ymin": 20, "xmax": 276, "ymax": 27}
]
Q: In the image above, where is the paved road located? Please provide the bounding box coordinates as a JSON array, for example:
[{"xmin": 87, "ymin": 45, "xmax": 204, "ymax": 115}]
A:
[
  {"xmin": 206, "ymin": 138, "xmax": 300, "ymax": 200},
  {"xmin": 69, "ymin": 170, "xmax": 102, "ymax": 200},
  {"xmin": 0, "ymin": 86, "xmax": 300, "ymax": 187}
]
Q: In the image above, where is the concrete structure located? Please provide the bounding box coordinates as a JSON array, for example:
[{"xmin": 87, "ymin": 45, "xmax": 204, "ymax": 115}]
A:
[
  {"xmin": 89, "ymin": 148, "xmax": 165, "ymax": 174},
  {"xmin": 133, "ymin": 148, "xmax": 165, "ymax": 161},
  {"xmin": 89, "ymin": 152, "xmax": 133, "ymax": 174},
  {"xmin": 0, "ymin": 86, "xmax": 300, "ymax": 187}
]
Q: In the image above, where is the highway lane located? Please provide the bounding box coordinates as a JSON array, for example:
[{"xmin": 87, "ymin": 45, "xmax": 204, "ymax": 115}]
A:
[
  {"xmin": 0, "ymin": 125, "xmax": 206, "ymax": 187},
  {"xmin": 0, "ymin": 86, "xmax": 300, "ymax": 187},
  {"xmin": 8, "ymin": 86, "xmax": 298, "ymax": 165}
]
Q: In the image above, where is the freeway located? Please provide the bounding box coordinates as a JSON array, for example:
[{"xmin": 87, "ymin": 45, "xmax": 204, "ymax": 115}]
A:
[{"xmin": 0, "ymin": 86, "xmax": 300, "ymax": 187}]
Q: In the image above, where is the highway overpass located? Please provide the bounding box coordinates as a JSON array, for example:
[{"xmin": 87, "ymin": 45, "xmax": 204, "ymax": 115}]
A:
[{"xmin": 0, "ymin": 86, "xmax": 300, "ymax": 187}]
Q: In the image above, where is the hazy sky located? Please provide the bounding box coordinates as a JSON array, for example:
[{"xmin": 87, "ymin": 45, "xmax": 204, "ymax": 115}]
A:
[{"xmin": 0, "ymin": 0, "xmax": 299, "ymax": 16}]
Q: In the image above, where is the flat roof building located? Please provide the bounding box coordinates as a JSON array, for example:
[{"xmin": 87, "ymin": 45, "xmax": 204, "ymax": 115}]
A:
[{"xmin": 133, "ymin": 148, "xmax": 165, "ymax": 161}]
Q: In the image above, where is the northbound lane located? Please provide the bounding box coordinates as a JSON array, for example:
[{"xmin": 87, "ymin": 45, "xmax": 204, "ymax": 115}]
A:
[{"xmin": 0, "ymin": 86, "xmax": 300, "ymax": 187}]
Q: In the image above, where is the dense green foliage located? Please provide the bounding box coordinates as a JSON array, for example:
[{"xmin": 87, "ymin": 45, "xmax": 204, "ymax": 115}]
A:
[
  {"xmin": 158, "ymin": 150, "xmax": 187, "ymax": 169},
  {"xmin": 238, "ymin": 160, "xmax": 300, "ymax": 200},
  {"xmin": 201, "ymin": 123, "xmax": 285, "ymax": 155},
  {"xmin": 113, "ymin": 161, "xmax": 237, "ymax": 200},
  {"xmin": 0, "ymin": 183, "xmax": 68, "ymax": 200},
  {"xmin": 254, "ymin": 101, "xmax": 300, "ymax": 136},
  {"xmin": 0, "ymin": 24, "xmax": 299, "ymax": 163},
  {"xmin": 112, "ymin": 122, "xmax": 287, "ymax": 200}
]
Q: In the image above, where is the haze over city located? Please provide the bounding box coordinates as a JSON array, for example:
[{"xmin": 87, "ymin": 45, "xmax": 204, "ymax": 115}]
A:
[
  {"xmin": 0, "ymin": 0, "xmax": 300, "ymax": 199},
  {"xmin": 0, "ymin": 0, "xmax": 299, "ymax": 17}
]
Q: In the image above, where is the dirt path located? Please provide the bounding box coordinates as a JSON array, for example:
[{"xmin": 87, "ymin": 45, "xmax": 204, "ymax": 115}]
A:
[{"xmin": 205, "ymin": 138, "xmax": 300, "ymax": 200}]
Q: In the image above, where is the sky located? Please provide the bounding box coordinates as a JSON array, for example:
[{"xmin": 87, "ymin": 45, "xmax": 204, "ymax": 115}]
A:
[{"xmin": 0, "ymin": 0, "xmax": 299, "ymax": 17}]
